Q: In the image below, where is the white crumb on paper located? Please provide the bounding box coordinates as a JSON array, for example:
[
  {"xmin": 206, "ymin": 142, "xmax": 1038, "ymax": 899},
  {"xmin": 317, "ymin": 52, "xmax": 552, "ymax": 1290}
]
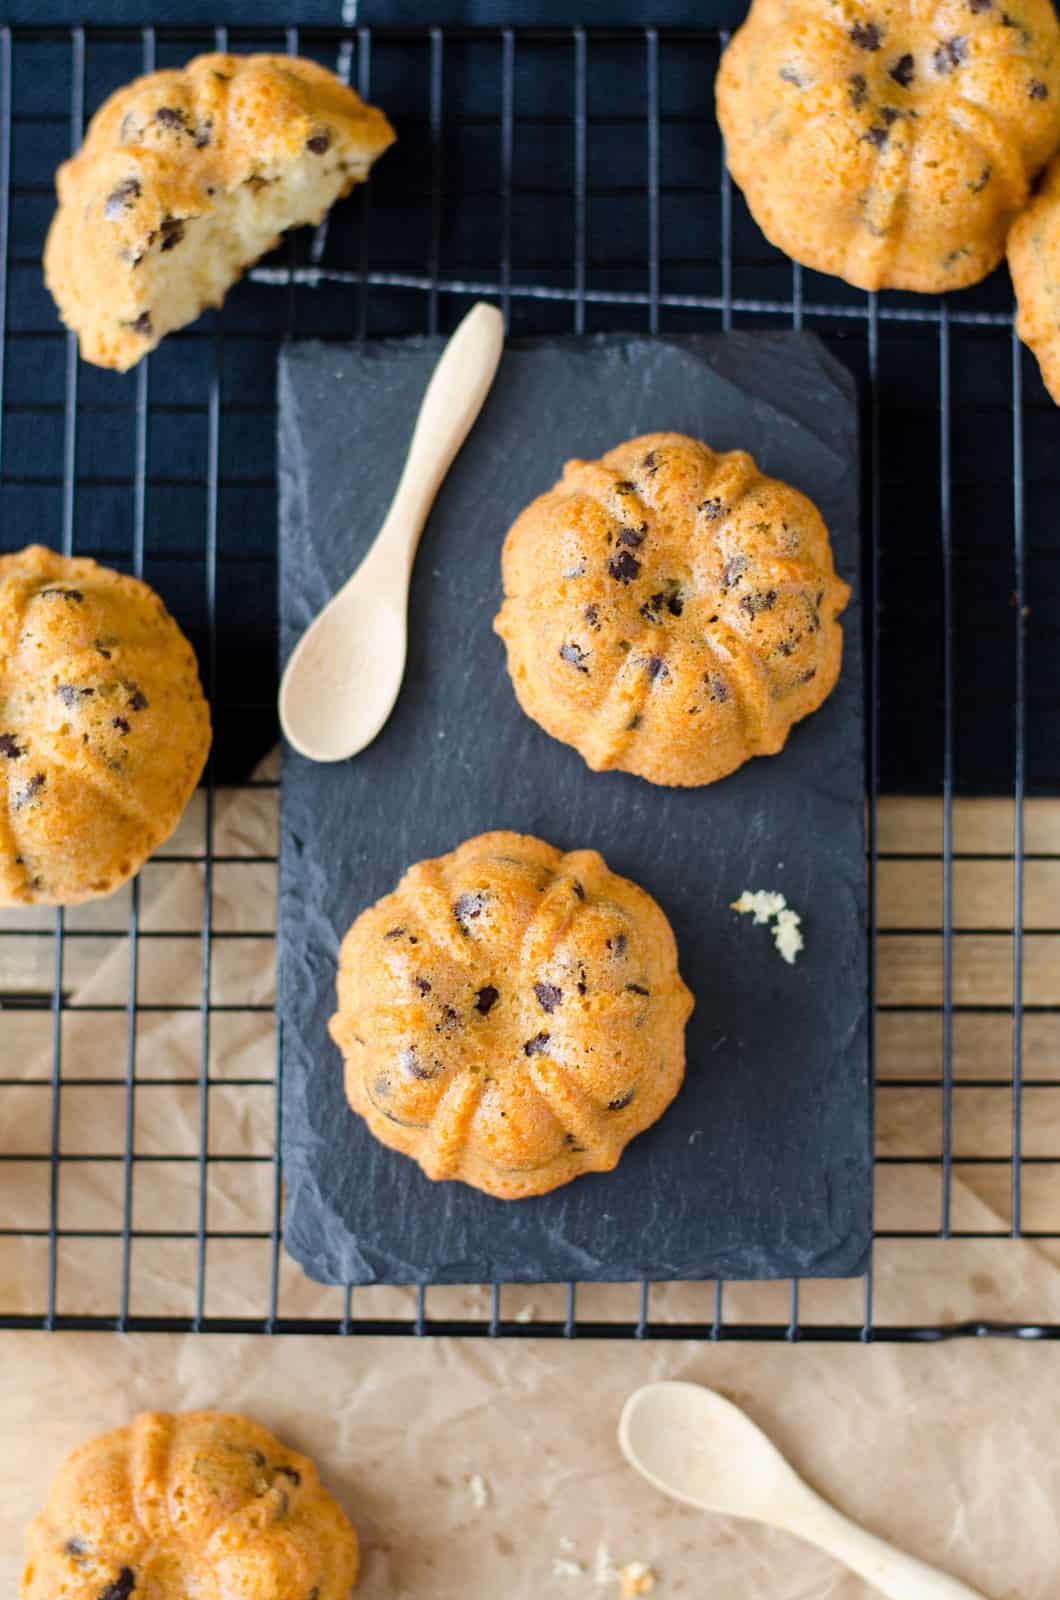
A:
[
  {"xmin": 514, "ymin": 1303, "xmax": 537, "ymax": 1324},
  {"xmin": 468, "ymin": 1473, "xmax": 490, "ymax": 1510},
  {"xmin": 730, "ymin": 889, "xmax": 804, "ymax": 965},
  {"xmin": 620, "ymin": 1563, "xmax": 657, "ymax": 1598},
  {"xmin": 559, "ymin": 1537, "xmax": 577, "ymax": 1555},
  {"xmin": 553, "ymin": 1558, "xmax": 586, "ymax": 1579},
  {"xmin": 594, "ymin": 1543, "xmax": 620, "ymax": 1585}
]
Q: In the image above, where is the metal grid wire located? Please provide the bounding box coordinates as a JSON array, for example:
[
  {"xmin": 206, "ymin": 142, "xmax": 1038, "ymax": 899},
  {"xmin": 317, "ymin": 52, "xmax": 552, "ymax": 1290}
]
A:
[{"xmin": 1, "ymin": 21, "xmax": 1058, "ymax": 1339}]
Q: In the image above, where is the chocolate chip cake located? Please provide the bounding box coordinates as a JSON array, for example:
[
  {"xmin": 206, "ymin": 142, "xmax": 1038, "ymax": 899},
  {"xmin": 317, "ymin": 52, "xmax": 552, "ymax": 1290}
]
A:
[
  {"xmin": 1009, "ymin": 152, "xmax": 1060, "ymax": 403},
  {"xmin": 0, "ymin": 545, "xmax": 210, "ymax": 905},
  {"xmin": 21, "ymin": 1412, "xmax": 359, "ymax": 1600},
  {"xmin": 716, "ymin": 0, "xmax": 1060, "ymax": 292},
  {"xmin": 493, "ymin": 433, "xmax": 849, "ymax": 788},
  {"xmin": 44, "ymin": 52, "xmax": 395, "ymax": 370},
  {"xmin": 329, "ymin": 831, "xmax": 694, "ymax": 1199}
]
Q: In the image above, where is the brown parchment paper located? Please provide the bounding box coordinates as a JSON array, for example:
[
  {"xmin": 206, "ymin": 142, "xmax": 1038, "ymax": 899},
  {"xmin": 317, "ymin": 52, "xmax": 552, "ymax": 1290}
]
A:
[{"xmin": 4, "ymin": 758, "xmax": 1060, "ymax": 1596}]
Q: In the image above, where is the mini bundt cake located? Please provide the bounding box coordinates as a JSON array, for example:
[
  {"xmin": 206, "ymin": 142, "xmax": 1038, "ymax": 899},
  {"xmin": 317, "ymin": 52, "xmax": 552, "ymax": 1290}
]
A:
[
  {"xmin": 22, "ymin": 1411, "xmax": 359, "ymax": 1600},
  {"xmin": 1009, "ymin": 154, "xmax": 1060, "ymax": 402},
  {"xmin": 716, "ymin": 0, "xmax": 1060, "ymax": 292},
  {"xmin": 0, "ymin": 545, "xmax": 211, "ymax": 905},
  {"xmin": 45, "ymin": 52, "xmax": 395, "ymax": 370},
  {"xmin": 493, "ymin": 433, "xmax": 850, "ymax": 789},
  {"xmin": 329, "ymin": 831, "xmax": 694, "ymax": 1199}
]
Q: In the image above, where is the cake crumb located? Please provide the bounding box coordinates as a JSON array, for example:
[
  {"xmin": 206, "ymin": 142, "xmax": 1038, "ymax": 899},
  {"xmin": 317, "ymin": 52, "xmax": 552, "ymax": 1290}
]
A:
[
  {"xmin": 468, "ymin": 1473, "xmax": 490, "ymax": 1510},
  {"xmin": 558, "ymin": 1536, "xmax": 577, "ymax": 1554},
  {"xmin": 731, "ymin": 889, "xmax": 803, "ymax": 965},
  {"xmin": 514, "ymin": 1303, "xmax": 537, "ymax": 1324},
  {"xmin": 593, "ymin": 1543, "xmax": 619, "ymax": 1585},
  {"xmin": 553, "ymin": 1558, "xmax": 585, "ymax": 1579},
  {"xmin": 619, "ymin": 1563, "xmax": 657, "ymax": 1598}
]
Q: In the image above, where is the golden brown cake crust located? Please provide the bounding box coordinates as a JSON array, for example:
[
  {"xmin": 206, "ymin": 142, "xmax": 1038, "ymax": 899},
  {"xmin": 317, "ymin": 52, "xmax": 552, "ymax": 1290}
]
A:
[
  {"xmin": 21, "ymin": 1410, "xmax": 359, "ymax": 1600},
  {"xmin": 1009, "ymin": 153, "xmax": 1060, "ymax": 403},
  {"xmin": 44, "ymin": 52, "xmax": 395, "ymax": 369},
  {"xmin": 716, "ymin": 0, "xmax": 1060, "ymax": 293},
  {"xmin": 329, "ymin": 831, "xmax": 694, "ymax": 1200},
  {"xmin": 0, "ymin": 545, "xmax": 211, "ymax": 906},
  {"xmin": 493, "ymin": 433, "xmax": 850, "ymax": 789}
]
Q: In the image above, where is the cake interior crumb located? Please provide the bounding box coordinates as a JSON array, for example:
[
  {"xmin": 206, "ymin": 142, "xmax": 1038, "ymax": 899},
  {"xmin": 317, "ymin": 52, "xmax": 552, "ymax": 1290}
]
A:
[
  {"xmin": 620, "ymin": 1562, "xmax": 657, "ymax": 1598},
  {"xmin": 468, "ymin": 1472, "xmax": 490, "ymax": 1510},
  {"xmin": 730, "ymin": 888, "xmax": 804, "ymax": 965}
]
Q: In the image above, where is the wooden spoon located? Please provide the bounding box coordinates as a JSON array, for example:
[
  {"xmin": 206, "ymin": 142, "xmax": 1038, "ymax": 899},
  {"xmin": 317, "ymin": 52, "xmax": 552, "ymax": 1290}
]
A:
[
  {"xmin": 279, "ymin": 301, "xmax": 505, "ymax": 762},
  {"xmin": 619, "ymin": 1381, "xmax": 989, "ymax": 1600}
]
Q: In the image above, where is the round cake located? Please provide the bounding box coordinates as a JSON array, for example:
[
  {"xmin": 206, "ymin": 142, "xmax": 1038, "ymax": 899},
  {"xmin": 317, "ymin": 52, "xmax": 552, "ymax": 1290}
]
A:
[
  {"xmin": 0, "ymin": 545, "xmax": 211, "ymax": 905},
  {"xmin": 1009, "ymin": 153, "xmax": 1060, "ymax": 403},
  {"xmin": 22, "ymin": 1411, "xmax": 359, "ymax": 1600},
  {"xmin": 45, "ymin": 52, "xmax": 395, "ymax": 370},
  {"xmin": 493, "ymin": 432, "xmax": 850, "ymax": 789},
  {"xmin": 329, "ymin": 831, "xmax": 694, "ymax": 1199},
  {"xmin": 716, "ymin": 0, "xmax": 1060, "ymax": 293}
]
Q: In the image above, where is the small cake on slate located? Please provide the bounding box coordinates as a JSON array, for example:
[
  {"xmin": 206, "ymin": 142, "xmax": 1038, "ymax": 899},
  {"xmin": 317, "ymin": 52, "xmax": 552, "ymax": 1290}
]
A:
[
  {"xmin": 44, "ymin": 52, "xmax": 395, "ymax": 369},
  {"xmin": 494, "ymin": 432, "xmax": 849, "ymax": 788},
  {"xmin": 1009, "ymin": 154, "xmax": 1060, "ymax": 403},
  {"xmin": 21, "ymin": 1411, "xmax": 359, "ymax": 1600},
  {"xmin": 0, "ymin": 545, "xmax": 210, "ymax": 905},
  {"xmin": 329, "ymin": 831, "xmax": 694, "ymax": 1200},
  {"xmin": 715, "ymin": 0, "xmax": 1060, "ymax": 292}
]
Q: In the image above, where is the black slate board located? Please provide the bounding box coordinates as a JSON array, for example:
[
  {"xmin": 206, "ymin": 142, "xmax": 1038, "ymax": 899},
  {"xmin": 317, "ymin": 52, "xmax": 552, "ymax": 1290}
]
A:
[{"xmin": 277, "ymin": 332, "xmax": 871, "ymax": 1286}]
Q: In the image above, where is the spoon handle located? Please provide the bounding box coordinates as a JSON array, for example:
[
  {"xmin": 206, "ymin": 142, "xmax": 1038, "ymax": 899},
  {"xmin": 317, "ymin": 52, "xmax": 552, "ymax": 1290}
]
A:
[
  {"xmin": 790, "ymin": 1488, "xmax": 990, "ymax": 1600},
  {"xmin": 376, "ymin": 301, "xmax": 505, "ymax": 568}
]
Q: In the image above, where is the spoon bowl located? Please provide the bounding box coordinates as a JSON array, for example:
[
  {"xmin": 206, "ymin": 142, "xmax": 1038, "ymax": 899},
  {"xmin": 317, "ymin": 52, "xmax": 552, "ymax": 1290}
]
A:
[
  {"xmin": 619, "ymin": 1381, "xmax": 989, "ymax": 1600},
  {"xmin": 279, "ymin": 301, "xmax": 505, "ymax": 763}
]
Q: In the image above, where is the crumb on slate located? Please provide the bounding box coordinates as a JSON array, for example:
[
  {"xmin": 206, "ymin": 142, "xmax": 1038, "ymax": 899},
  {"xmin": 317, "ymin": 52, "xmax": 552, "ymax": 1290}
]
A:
[
  {"xmin": 514, "ymin": 1303, "xmax": 537, "ymax": 1324},
  {"xmin": 554, "ymin": 1557, "xmax": 586, "ymax": 1578},
  {"xmin": 620, "ymin": 1563, "xmax": 657, "ymax": 1598},
  {"xmin": 468, "ymin": 1473, "xmax": 490, "ymax": 1510},
  {"xmin": 730, "ymin": 888, "xmax": 804, "ymax": 965}
]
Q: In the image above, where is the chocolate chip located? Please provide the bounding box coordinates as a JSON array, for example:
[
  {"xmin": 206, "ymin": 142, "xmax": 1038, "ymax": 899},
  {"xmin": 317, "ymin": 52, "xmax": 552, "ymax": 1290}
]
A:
[
  {"xmin": 194, "ymin": 119, "xmax": 212, "ymax": 149},
  {"xmin": 413, "ymin": 977, "xmax": 432, "ymax": 994},
  {"xmin": 159, "ymin": 216, "xmax": 186, "ymax": 251},
  {"xmin": 213, "ymin": 70, "xmax": 232, "ymax": 82},
  {"xmin": 779, "ymin": 64, "xmax": 804, "ymax": 85},
  {"xmin": 95, "ymin": 639, "xmax": 114, "ymax": 658},
  {"xmin": 970, "ymin": 164, "xmax": 992, "ymax": 192},
  {"xmin": 607, "ymin": 932, "xmax": 627, "ymax": 958},
  {"xmin": 98, "ymin": 1569, "xmax": 135, "ymax": 1600},
  {"xmin": 1029, "ymin": 77, "xmax": 1049, "ymax": 98},
  {"xmin": 739, "ymin": 589, "xmax": 778, "ymax": 616},
  {"xmin": 0, "ymin": 734, "xmax": 23, "ymax": 758},
  {"xmin": 848, "ymin": 71, "xmax": 868, "ymax": 109},
  {"xmin": 706, "ymin": 672, "xmax": 730, "ymax": 702},
  {"xmin": 534, "ymin": 982, "xmax": 563, "ymax": 1013},
  {"xmin": 863, "ymin": 124, "xmax": 889, "ymax": 147},
  {"xmin": 565, "ymin": 1135, "xmax": 586, "ymax": 1152},
  {"xmin": 616, "ymin": 524, "xmax": 646, "ymax": 548},
  {"xmin": 12, "ymin": 773, "xmax": 45, "ymax": 809},
  {"xmin": 399, "ymin": 1047, "xmax": 438, "ymax": 1080},
  {"xmin": 849, "ymin": 19, "xmax": 882, "ymax": 48},
  {"xmin": 577, "ymin": 977, "xmax": 587, "ymax": 995},
  {"xmin": 640, "ymin": 450, "xmax": 660, "ymax": 475},
  {"xmin": 523, "ymin": 1032, "xmax": 551, "ymax": 1056},
  {"xmin": 608, "ymin": 1090, "xmax": 635, "ymax": 1111},
  {"xmin": 625, "ymin": 982, "xmax": 649, "ymax": 996},
  {"xmin": 56, "ymin": 684, "xmax": 93, "ymax": 706},
  {"xmin": 275, "ymin": 1466, "xmax": 301, "ymax": 1485},
  {"xmin": 626, "ymin": 713, "xmax": 643, "ymax": 731},
  {"xmin": 799, "ymin": 666, "xmax": 819, "ymax": 684},
  {"xmin": 933, "ymin": 36, "xmax": 968, "ymax": 71},
  {"xmin": 969, "ymin": 0, "xmax": 992, "ymax": 10},
  {"xmin": 123, "ymin": 313, "xmax": 152, "ymax": 337},
  {"xmin": 112, "ymin": 717, "xmax": 131, "ymax": 734},
  {"xmin": 641, "ymin": 654, "xmax": 668, "ymax": 681},
  {"xmin": 104, "ymin": 178, "xmax": 141, "ymax": 220},
  {"xmin": 307, "ymin": 129, "xmax": 332, "ymax": 154},
  {"xmin": 571, "ymin": 880, "xmax": 585, "ymax": 900},
  {"xmin": 38, "ymin": 586, "xmax": 83, "ymax": 602},
  {"xmin": 583, "ymin": 604, "xmax": 600, "ymax": 630},
  {"xmin": 384, "ymin": 927, "xmax": 405, "ymax": 939},
  {"xmin": 126, "ymin": 685, "xmax": 149, "ymax": 710},
  {"xmin": 559, "ymin": 641, "xmax": 590, "ymax": 673},
  {"xmin": 881, "ymin": 106, "xmax": 901, "ymax": 124},
  {"xmin": 64, "ymin": 1538, "xmax": 90, "ymax": 1559},
  {"xmin": 245, "ymin": 175, "xmax": 273, "ymax": 193},
  {"xmin": 607, "ymin": 550, "xmax": 640, "ymax": 584},
  {"xmin": 699, "ymin": 497, "xmax": 724, "ymax": 520},
  {"xmin": 153, "ymin": 106, "xmax": 185, "ymax": 130},
  {"xmin": 614, "ymin": 480, "xmax": 637, "ymax": 493},
  {"xmin": 439, "ymin": 1004, "xmax": 460, "ymax": 1029},
  {"xmin": 474, "ymin": 985, "xmax": 499, "ymax": 1015},
  {"xmin": 722, "ymin": 554, "xmax": 748, "ymax": 587},
  {"xmin": 453, "ymin": 891, "xmax": 487, "ymax": 932},
  {"xmin": 248, "ymin": 1449, "xmax": 266, "ymax": 1467},
  {"xmin": 889, "ymin": 53, "xmax": 915, "ymax": 86}
]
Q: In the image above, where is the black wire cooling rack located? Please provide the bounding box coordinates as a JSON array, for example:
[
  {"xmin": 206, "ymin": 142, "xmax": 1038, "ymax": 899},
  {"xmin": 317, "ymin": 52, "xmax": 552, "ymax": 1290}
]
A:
[{"xmin": 1, "ymin": 20, "xmax": 1058, "ymax": 1340}]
